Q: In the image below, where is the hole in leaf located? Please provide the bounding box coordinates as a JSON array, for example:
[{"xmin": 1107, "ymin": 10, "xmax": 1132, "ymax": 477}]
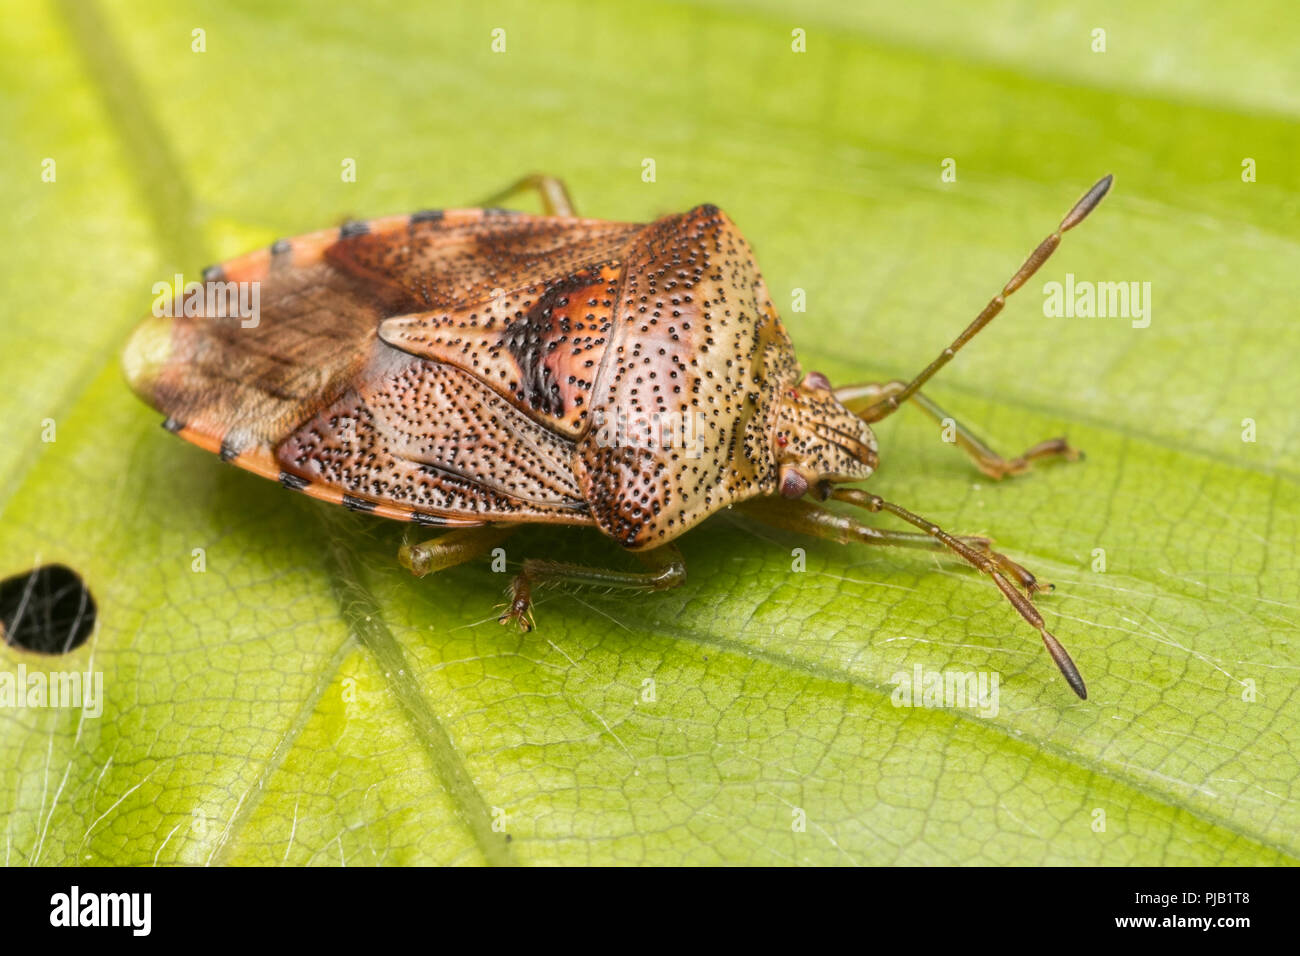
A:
[{"xmin": 0, "ymin": 564, "xmax": 97, "ymax": 654}]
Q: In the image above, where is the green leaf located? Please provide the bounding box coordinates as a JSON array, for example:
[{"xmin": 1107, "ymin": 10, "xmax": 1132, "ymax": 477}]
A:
[{"xmin": 2, "ymin": 0, "xmax": 1296, "ymax": 865}]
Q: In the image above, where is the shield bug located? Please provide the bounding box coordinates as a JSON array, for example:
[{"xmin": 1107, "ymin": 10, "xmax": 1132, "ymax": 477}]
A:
[{"xmin": 123, "ymin": 173, "xmax": 1112, "ymax": 698}]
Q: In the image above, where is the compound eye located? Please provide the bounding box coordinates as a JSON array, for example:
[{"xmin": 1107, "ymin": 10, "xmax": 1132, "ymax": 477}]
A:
[
  {"xmin": 779, "ymin": 468, "xmax": 810, "ymax": 499},
  {"xmin": 804, "ymin": 370, "xmax": 832, "ymax": 391}
]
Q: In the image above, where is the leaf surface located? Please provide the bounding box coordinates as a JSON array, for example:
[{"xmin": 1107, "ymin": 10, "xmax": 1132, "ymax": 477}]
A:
[{"xmin": 1, "ymin": 0, "xmax": 1296, "ymax": 865}]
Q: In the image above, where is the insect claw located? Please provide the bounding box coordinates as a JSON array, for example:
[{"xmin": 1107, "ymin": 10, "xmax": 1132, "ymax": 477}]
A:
[
  {"xmin": 497, "ymin": 606, "xmax": 530, "ymax": 631},
  {"xmin": 993, "ymin": 551, "xmax": 1054, "ymax": 595},
  {"xmin": 1022, "ymin": 574, "xmax": 1052, "ymax": 595},
  {"xmin": 501, "ymin": 612, "xmax": 534, "ymax": 633},
  {"xmin": 1048, "ymin": 438, "xmax": 1083, "ymax": 464},
  {"xmin": 496, "ymin": 584, "xmax": 535, "ymax": 631}
]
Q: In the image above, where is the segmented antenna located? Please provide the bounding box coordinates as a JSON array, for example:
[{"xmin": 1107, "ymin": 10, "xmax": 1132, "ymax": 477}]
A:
[{"xmin": 858, "ymin": 175, "xmax": 1113, "ymax": 423}]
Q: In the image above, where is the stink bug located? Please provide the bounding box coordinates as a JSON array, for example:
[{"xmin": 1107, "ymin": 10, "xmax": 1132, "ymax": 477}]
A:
[{"xmin": 123, "ymin": 173, "xmax": 1112, "ymax": 698}]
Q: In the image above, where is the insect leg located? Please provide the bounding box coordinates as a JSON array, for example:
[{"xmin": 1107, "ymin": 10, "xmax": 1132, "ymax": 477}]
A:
[
  {"xmin": 826, "ymin": 487, "xmax": 1086, "ymax": 699},
  {"xmin": 499, "ymin": 544, "xmax": 685, "ymax": 632},
  {"xmin": 738, "ymin": 496, "xmax": 1046, "ymax": 595},
  {"xmin": 474, "ymin": 173, "xmax": 577, "ymax": 217},
  {"xmin": 852, "ymin": 175, "xmax": 1112, "ymax": 423},
  {"xmin": 835, "ymin": 382, "xmax": 1080, "ymax": 478},
  {"xmin": 398, "ymin": 524, "xmax": 519, "ymax": 578}
]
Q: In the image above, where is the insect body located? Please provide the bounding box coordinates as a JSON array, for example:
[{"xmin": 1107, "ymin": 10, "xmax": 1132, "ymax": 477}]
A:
[{"xmin": 123, "ymin": 174, "xmax": 1112, "ymax": 698}]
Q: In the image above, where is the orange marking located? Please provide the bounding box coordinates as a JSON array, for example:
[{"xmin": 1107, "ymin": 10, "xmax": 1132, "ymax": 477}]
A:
[
  {"xmin": 176, "ymin": 425, "xmax": 222, "ymax": 456},
  {"xmin": 230, "ymin": 446, "xmax": 281, "ymax": 482}
]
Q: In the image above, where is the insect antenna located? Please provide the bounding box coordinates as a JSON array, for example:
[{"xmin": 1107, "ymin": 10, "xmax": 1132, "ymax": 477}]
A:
[
  {"xmin": 856, "ymin": 174, "xmax": 1113, "ymax": 423},
  {"xmin": 826, "ymin": 486, "xmax": 1087, "ymax": 699}
]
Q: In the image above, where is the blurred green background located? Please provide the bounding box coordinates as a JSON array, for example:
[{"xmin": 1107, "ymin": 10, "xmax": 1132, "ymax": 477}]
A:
[{"xmin": 1, "ymin": 0, "xmax": 1296, "ymax": 865}]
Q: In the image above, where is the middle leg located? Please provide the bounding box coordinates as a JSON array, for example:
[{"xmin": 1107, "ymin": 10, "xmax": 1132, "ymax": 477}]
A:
[{"xmin": 499, "ymin": 543, "xmax": 686, "ymax": 631}]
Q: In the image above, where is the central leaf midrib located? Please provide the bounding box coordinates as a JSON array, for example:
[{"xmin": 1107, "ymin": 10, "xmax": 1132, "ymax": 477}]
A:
[{"xmin": 57, "ymin": 0, "xmax": 513, "ymax": 867}]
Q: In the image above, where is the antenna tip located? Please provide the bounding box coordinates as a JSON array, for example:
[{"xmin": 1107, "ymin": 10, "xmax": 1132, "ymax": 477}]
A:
[
  {"xmin": 1061, "ymin": 174, "xmax": 1114, "ymax": 231},
  {"xmin": 1041, "ymin": 630, "xmax": 1089, "ymax": 700}
]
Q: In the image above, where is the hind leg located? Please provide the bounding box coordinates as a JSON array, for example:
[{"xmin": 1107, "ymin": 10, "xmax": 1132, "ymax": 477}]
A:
[{"xmin": 474, "ymin": 173, "xmax": 577, "ymax": 216}]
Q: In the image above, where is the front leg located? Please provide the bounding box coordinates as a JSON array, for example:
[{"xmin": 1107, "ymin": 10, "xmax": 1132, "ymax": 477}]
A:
[{"xmin": 835, "ymin": 381, "xmax": 1080, "ymax": 480}]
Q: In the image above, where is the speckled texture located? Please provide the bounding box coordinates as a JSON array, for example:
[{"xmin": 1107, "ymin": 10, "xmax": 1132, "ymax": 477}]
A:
[{"xmin": 127, "ymin": 204, "xmax": 879, "ymax": 543}]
